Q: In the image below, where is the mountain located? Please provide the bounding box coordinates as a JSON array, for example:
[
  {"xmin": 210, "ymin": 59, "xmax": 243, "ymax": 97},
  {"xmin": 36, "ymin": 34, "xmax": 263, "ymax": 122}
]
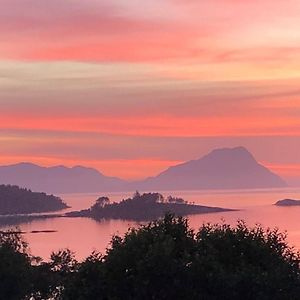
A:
[
  {"xmin": 0, "ymin": 163, "xmax": 127, "ymax": 193},
  {"xmin": 136, "ymin": 147, "xmax": 287, "ymax": 190},
  {"xmin": 0, "ymin": 147, "xmax": 287, "ymax": 193}
]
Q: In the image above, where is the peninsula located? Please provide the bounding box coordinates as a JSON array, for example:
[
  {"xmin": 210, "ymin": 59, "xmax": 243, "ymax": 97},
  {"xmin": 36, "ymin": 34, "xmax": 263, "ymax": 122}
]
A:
[
  {"xmin": 0, "ymin": 184, "xmax": 68, "ymax": 215},
  {"xmin": 275, "ymin": 199, "xmax": 300, "ymax": 206}
]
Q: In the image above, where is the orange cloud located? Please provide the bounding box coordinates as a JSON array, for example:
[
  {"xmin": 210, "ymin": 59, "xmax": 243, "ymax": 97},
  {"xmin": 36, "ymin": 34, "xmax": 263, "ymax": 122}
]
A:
[
  {"xmin": 1, "ymin": 114, "xmax": 300, "ymax": 138},
  {"xmin": 1, "ymin": 0, "xmax": 300, "ymax": 182},
  {"xmin": 0, "ymin": 0, "xmax": 204, "ymax": 63},
  {"xmin": 1, "ymin": 0, "xmax": 300, "ymax": 67}
]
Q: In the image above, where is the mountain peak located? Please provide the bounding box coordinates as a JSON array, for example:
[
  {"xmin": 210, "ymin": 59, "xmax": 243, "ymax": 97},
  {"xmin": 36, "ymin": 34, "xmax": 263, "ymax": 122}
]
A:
[
  {"xmin": 13, "ymin": 162, "xmax": 39, "ymax": 167},
  {"xmin": 140, "ymin": 146, "xmax": 287, "ymax": 190},
  {"xmin": 201, "ymin": 146, "xmax": 256, "ymax": 165},
  {"xmin": 207, "ymin": 146, "xmax": 254, "ymax": 158},
  {"xmin": 211, "ymin": 146, "xmax": 251, "ymax": 154}
]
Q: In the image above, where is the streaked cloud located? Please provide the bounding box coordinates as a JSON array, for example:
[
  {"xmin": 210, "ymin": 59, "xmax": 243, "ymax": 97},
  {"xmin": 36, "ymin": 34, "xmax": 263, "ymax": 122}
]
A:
[{"xmin": 0, "ymin": 0, "xmax": 300, "ymax": 182}]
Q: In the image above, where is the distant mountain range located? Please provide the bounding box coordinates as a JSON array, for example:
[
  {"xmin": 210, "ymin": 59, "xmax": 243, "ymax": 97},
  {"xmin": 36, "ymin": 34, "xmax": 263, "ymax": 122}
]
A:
[
  {"xmin": 0, "ymin": 147, "xmax": 287, "ymax": 193},
  {"xmin": 0, "ymin": 163, "xmax": 127, "ymax": 193}
]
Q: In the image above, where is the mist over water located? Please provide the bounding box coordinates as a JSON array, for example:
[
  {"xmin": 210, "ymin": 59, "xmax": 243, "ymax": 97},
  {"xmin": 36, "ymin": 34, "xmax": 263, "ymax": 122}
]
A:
[{"xmin": 1, "ymin": 188, "xmax": 300, "ymax": 260}]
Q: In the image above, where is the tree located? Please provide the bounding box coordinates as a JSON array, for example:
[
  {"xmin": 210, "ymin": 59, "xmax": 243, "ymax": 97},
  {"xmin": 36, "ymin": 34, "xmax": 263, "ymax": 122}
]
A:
[
  {"xmin": 62, "ymin": 214, "xmax": 300, "ymax": 299},
  {"xmin": 0, "ymin": 229, "xmax": 33, "ymax": 300},
  {"xmin": 2, "ymin": 216, "xmax": 300, "ymax": 299},
  {"xmin": 62, "ymin": 252, "xmax": 105, "ymax": 300},
  {"xmin": 133, "ymin": 190, "xmax": 141, "ymax": 199},
  {"xmin": 93, "ymin": 197, "xmax": 110, "ymax": 209},
  {"xmin": 50, "ymin": 249, "xmax": 77, "ymax": 275}
]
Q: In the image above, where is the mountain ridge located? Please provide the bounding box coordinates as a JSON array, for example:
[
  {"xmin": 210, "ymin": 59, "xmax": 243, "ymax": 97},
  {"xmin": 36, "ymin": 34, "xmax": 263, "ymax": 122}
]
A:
[
  {"xmin": 0, "ymin": 162, "xmax": 128, "ymax": 193},
  {"xmin": 135, "ymin": 146, "xmax": 287, "ymax": 190},
  {"xmin": 0, "ymin": 147, "xmax": 287, "ymax": 193}
]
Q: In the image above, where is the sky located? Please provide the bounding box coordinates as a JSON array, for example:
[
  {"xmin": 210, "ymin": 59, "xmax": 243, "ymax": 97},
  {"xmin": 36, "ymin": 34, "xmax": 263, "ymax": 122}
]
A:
[{"xmin": 0, "ymin": 0, "xmax": 300, "ymax": 184}]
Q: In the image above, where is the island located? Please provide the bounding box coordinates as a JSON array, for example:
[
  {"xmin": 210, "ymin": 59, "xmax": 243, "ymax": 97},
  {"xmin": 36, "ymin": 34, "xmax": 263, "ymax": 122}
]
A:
[
  {"xmin": 274, "ymin": 199, "xmax": 300, "ymax": 206},
  {"xmin": 0, "ymin": 184, "xmax": 69, "ymax": 215},
  {"xmin": 67, "ymin": 192, "xmax": 235, "ymax": 221}
]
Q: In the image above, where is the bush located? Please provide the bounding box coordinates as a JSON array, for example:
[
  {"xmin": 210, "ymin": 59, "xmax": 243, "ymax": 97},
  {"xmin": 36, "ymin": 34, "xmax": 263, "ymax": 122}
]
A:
[
  {"xmin": 2, "ymin": 215, "xmax": 300, "ymax": 299},
  {"xmin": 62, "ymin": 214, "xmax": 300, "ymax": 300},
  {"xmin": 0, "ymin": 229, "xmax": 33, "ymax": 300}
]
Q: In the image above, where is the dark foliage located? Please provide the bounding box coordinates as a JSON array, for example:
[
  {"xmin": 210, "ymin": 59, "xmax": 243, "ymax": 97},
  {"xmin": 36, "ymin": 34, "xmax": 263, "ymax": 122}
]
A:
[
  {"xmin": 67, "ymin": 192, "xmax": 232, "ymax": 221},
  {"xmin": 0, "ymin": 231, "xmax": 76, "ymax": 300},
  {"xmin": 1, "ymin": 215, "xmax": 300, "ymax": 299},
  {"xmin": 62, "ymin": 252, "xmax": 105, "ymax": 300},
  {"xmin": 0, "ymin": 184, "xmax": 68, "ymax": 215},
  {"xmin": 62, "ymin": 215, "xmax": 300, "ymax": 300},
  {"xmin": 0, "ymin": 229, "xmax": 33, "ymax": 300}
]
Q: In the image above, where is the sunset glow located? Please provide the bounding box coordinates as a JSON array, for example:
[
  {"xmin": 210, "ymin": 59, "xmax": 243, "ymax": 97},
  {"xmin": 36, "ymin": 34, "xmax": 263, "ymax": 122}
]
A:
[{"xmin": 0, "ymin": 0, "xmax": 300, "ymax": 183}]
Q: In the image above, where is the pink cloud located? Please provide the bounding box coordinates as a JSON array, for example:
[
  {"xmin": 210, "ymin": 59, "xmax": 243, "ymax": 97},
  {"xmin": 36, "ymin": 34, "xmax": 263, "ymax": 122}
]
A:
[
  {"xmin": 1, "ymin": 0, "xmax": 300, "ymax": 181},
  {"xmin": 0, "ymin": 0, "xmax": 206, "ymax": 62},
  {"xmin": 3, "ymin": 0, "xmax": 300, "ymax": 64}
]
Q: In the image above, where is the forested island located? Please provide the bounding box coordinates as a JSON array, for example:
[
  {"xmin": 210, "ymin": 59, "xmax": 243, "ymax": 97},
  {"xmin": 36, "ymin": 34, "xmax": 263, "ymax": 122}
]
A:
[
  {"xmin": 0, "ymin": 184, "xmax": 68, "ymax": 215},
  {"xmin": 67, "ymin": 192, "xmax": 234, "ymax": 221}
]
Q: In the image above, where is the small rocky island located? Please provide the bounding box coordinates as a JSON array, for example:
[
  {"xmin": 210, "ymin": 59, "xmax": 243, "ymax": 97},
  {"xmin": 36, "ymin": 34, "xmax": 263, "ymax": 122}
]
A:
[
  {"xmin": 0, "ymin": 184, "xmax": 68, "ymax": 215},
  {"xmin": 67, "ymin": 192, "xmax": 234, "ymax": 221},
  {"xmin": 275, "ymin": 199, "xmax": 300, "ymax": 206}
]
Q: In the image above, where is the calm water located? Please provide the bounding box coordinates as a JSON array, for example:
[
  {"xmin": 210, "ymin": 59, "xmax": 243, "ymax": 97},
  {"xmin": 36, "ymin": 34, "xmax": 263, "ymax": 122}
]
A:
[{"xmin": 2, "ymin": 188, "xmax": 300, "ymax": 261}]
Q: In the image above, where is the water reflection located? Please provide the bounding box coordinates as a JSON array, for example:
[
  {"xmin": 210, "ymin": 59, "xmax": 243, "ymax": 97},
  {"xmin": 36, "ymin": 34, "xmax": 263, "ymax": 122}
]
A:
[{"xmin": 1, "ymin": 188, "xmax": 300, "ymax": 260}]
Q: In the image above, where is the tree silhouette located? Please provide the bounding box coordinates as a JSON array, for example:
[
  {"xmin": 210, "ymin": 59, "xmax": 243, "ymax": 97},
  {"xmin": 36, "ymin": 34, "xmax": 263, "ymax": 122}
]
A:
[
  {"xmin": 1, "ymin": 215, "xmax": 300, "ymax": 299},
  {"xmin": 62, "ymin": 214, "xmax": 300, "ymax": 300},
  {"xmin": 93, "ymin": 196, "xmax": 110, "ymax": 209}
]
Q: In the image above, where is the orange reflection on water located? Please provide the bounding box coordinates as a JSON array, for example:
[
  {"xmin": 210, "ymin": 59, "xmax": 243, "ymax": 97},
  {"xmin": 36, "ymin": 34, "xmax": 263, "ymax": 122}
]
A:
[{"xmin": 2, "ymin": 188, "xmax": 300, "ymax": 261}]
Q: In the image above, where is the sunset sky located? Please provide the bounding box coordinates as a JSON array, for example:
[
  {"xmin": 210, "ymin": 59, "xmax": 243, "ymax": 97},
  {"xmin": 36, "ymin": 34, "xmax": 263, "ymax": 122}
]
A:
[{"xmin": 0, "ymin": 0, "xmax": 300, "ymax": 184}]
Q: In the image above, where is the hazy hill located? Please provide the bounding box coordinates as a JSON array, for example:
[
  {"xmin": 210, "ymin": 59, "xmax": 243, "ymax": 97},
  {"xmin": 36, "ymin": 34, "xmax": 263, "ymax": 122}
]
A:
[
  {"xmin": 0, "ymin": 147, "xmax": 287, "ymax": 193},
  {"xmin": 275, "ymin": 199, "xmax": 300, "ymax": 206},
  {"xmin": 0, "ymin": 163, "xmax": 127, "ymax": 193},
  {"xmin": 136, "ymin": 147, "xmax": 287, "ymax": 190}
]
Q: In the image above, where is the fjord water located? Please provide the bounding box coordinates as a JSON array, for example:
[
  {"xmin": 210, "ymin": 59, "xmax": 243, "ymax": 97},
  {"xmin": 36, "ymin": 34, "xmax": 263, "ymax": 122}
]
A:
[{"xmin": 2, "ymin": 188, "xmax": 300, "ymax": 260}]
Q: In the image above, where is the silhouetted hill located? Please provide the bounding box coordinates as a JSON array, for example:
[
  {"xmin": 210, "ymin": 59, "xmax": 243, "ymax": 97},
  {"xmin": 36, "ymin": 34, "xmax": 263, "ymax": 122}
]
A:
[
  {"xmin": 67, "ymin": 192, "xmax": 234, "ymax": 221},
  {"xmin": 136, "ymin": 147, "xmax": 287, "ymax": 190},
  {"xmin": 0, "ymin": 184, "xmax": 68, "ymax": 215},
  {"xmin": 0, "ymin": 163, "xmax": 127, "ymax": 193},
  {"xmin": 0, "ymin": 147, "xmax": 287, "ymax": 193}
]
